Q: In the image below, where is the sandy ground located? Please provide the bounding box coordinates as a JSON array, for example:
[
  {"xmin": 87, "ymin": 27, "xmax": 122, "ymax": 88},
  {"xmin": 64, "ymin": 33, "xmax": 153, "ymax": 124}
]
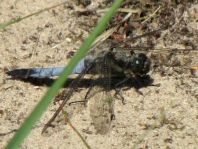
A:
[{"xmin": 0, "ymin": 0, "xmax": 198, "ymax": 149}]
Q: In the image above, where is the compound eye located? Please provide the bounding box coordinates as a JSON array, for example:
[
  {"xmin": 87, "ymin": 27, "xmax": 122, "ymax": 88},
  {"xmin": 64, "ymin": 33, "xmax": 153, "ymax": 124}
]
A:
[{"xmin": 130, "ymin": 53, "xmax": 151, "ymax": 75}]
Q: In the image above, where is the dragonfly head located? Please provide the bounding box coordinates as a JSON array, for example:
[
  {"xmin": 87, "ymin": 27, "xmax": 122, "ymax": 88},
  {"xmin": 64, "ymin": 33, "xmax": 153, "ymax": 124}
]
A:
[{"xmin": 129, "ymin": 53, "xmax": 151, "ymax": 76}]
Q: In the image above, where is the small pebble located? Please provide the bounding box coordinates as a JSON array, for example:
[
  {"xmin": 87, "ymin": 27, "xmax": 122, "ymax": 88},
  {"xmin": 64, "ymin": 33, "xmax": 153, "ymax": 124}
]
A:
[{"xmin": 191, "ymin": 66, "xmax": 198, "ymax": 77}]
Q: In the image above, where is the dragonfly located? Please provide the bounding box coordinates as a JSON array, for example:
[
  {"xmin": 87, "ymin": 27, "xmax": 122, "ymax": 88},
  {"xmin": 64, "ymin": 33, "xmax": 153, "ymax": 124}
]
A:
[
  {"xmin": 5, "ymin": 0, "xmax": 198, "ymax": 136},
  {"xmin": 6, "ymin": 39, "xmax": 152, "ymax": 134}
]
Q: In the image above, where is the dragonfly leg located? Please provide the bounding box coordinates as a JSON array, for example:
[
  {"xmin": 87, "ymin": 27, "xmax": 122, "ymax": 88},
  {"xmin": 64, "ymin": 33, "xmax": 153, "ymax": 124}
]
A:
[
  {"xmin": 114, "ymin": 88, "xmax": 125, "ymax": 104},
  {"xmin": 133, "ymin": 76, "xmax": 148, "ymax": 95},
  {"xmin": 114, "ymin": 77, "xmax": 149, "ymax": 101},
  {"xmin": 115, "ymin": 77, "xmax": 129, "ymax": 88},
  {"xmin": 68, "ymin": 81, "xmax": 95, "ymax": 107},
  {"xmin": 114, "ymin": 78, "xmax": 130, "ymax": 104},
  {"xmin": 133, "ymin": 75, "xmax": 161, "ymax": 95},
  {"xmin": 111, "ymin": 113, "xmax": 115, "ymax": 120},
  {"xmin": 84, "ymin": 83, "xmax": 95, "ymax": 107}
]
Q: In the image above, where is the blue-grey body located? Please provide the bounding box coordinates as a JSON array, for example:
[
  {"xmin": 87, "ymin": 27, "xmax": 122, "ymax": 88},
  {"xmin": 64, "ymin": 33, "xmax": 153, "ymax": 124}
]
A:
[
  {"xmin": 7, "ymin": 58, "xmax": 89, "ymax": 78},
  {"xmin": 7, "ymin": 48, "xmax": 151, "ymax": 79}
]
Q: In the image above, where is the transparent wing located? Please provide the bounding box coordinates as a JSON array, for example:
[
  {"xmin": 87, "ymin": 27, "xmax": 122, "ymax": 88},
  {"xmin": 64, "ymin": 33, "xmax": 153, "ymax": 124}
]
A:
[
  {"xmin": 89, "ymin": 86, "xmax": 114, "ymax": 135},
  {"xmin": 87, "ymin": 52, "xmax": 115, "ymax": 135}
]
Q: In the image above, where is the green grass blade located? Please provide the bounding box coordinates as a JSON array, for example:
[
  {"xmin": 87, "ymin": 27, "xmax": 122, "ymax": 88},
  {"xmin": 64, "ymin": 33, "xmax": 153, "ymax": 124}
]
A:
[
  {"xmin": 5, "ymin": 0, "xmax": 124, "ymax": 148},
  {"xmin": 0, "ymin": 2, "xmax": 67, "ymax": 30}
]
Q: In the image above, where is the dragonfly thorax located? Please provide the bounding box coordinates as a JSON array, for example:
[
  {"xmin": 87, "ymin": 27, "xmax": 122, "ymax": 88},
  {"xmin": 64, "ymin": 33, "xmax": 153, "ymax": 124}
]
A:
[{"xmin": 85, "ymin": 48, "xmax": 151, "ymax": 77}]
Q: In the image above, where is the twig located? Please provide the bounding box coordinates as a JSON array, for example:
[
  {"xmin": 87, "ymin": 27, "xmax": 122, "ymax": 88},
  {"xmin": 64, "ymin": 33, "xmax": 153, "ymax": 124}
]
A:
[
  {"xmin": 142, "ymin": 6, "xmax": 161, "ymax": 24},
  {"xmin": 62, "ymin": 111, "xmax": 92, "ymax": 149},
  {"xmin": 0, "ymin": 1, "xmax": 67, "ymax": 30}
]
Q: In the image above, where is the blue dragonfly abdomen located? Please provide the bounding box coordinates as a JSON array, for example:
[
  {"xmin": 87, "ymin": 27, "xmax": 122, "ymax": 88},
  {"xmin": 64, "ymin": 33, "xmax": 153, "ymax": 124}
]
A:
[{"xmin": 7, "ymin": 58, "xmax": 87, "ymax": 78}]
